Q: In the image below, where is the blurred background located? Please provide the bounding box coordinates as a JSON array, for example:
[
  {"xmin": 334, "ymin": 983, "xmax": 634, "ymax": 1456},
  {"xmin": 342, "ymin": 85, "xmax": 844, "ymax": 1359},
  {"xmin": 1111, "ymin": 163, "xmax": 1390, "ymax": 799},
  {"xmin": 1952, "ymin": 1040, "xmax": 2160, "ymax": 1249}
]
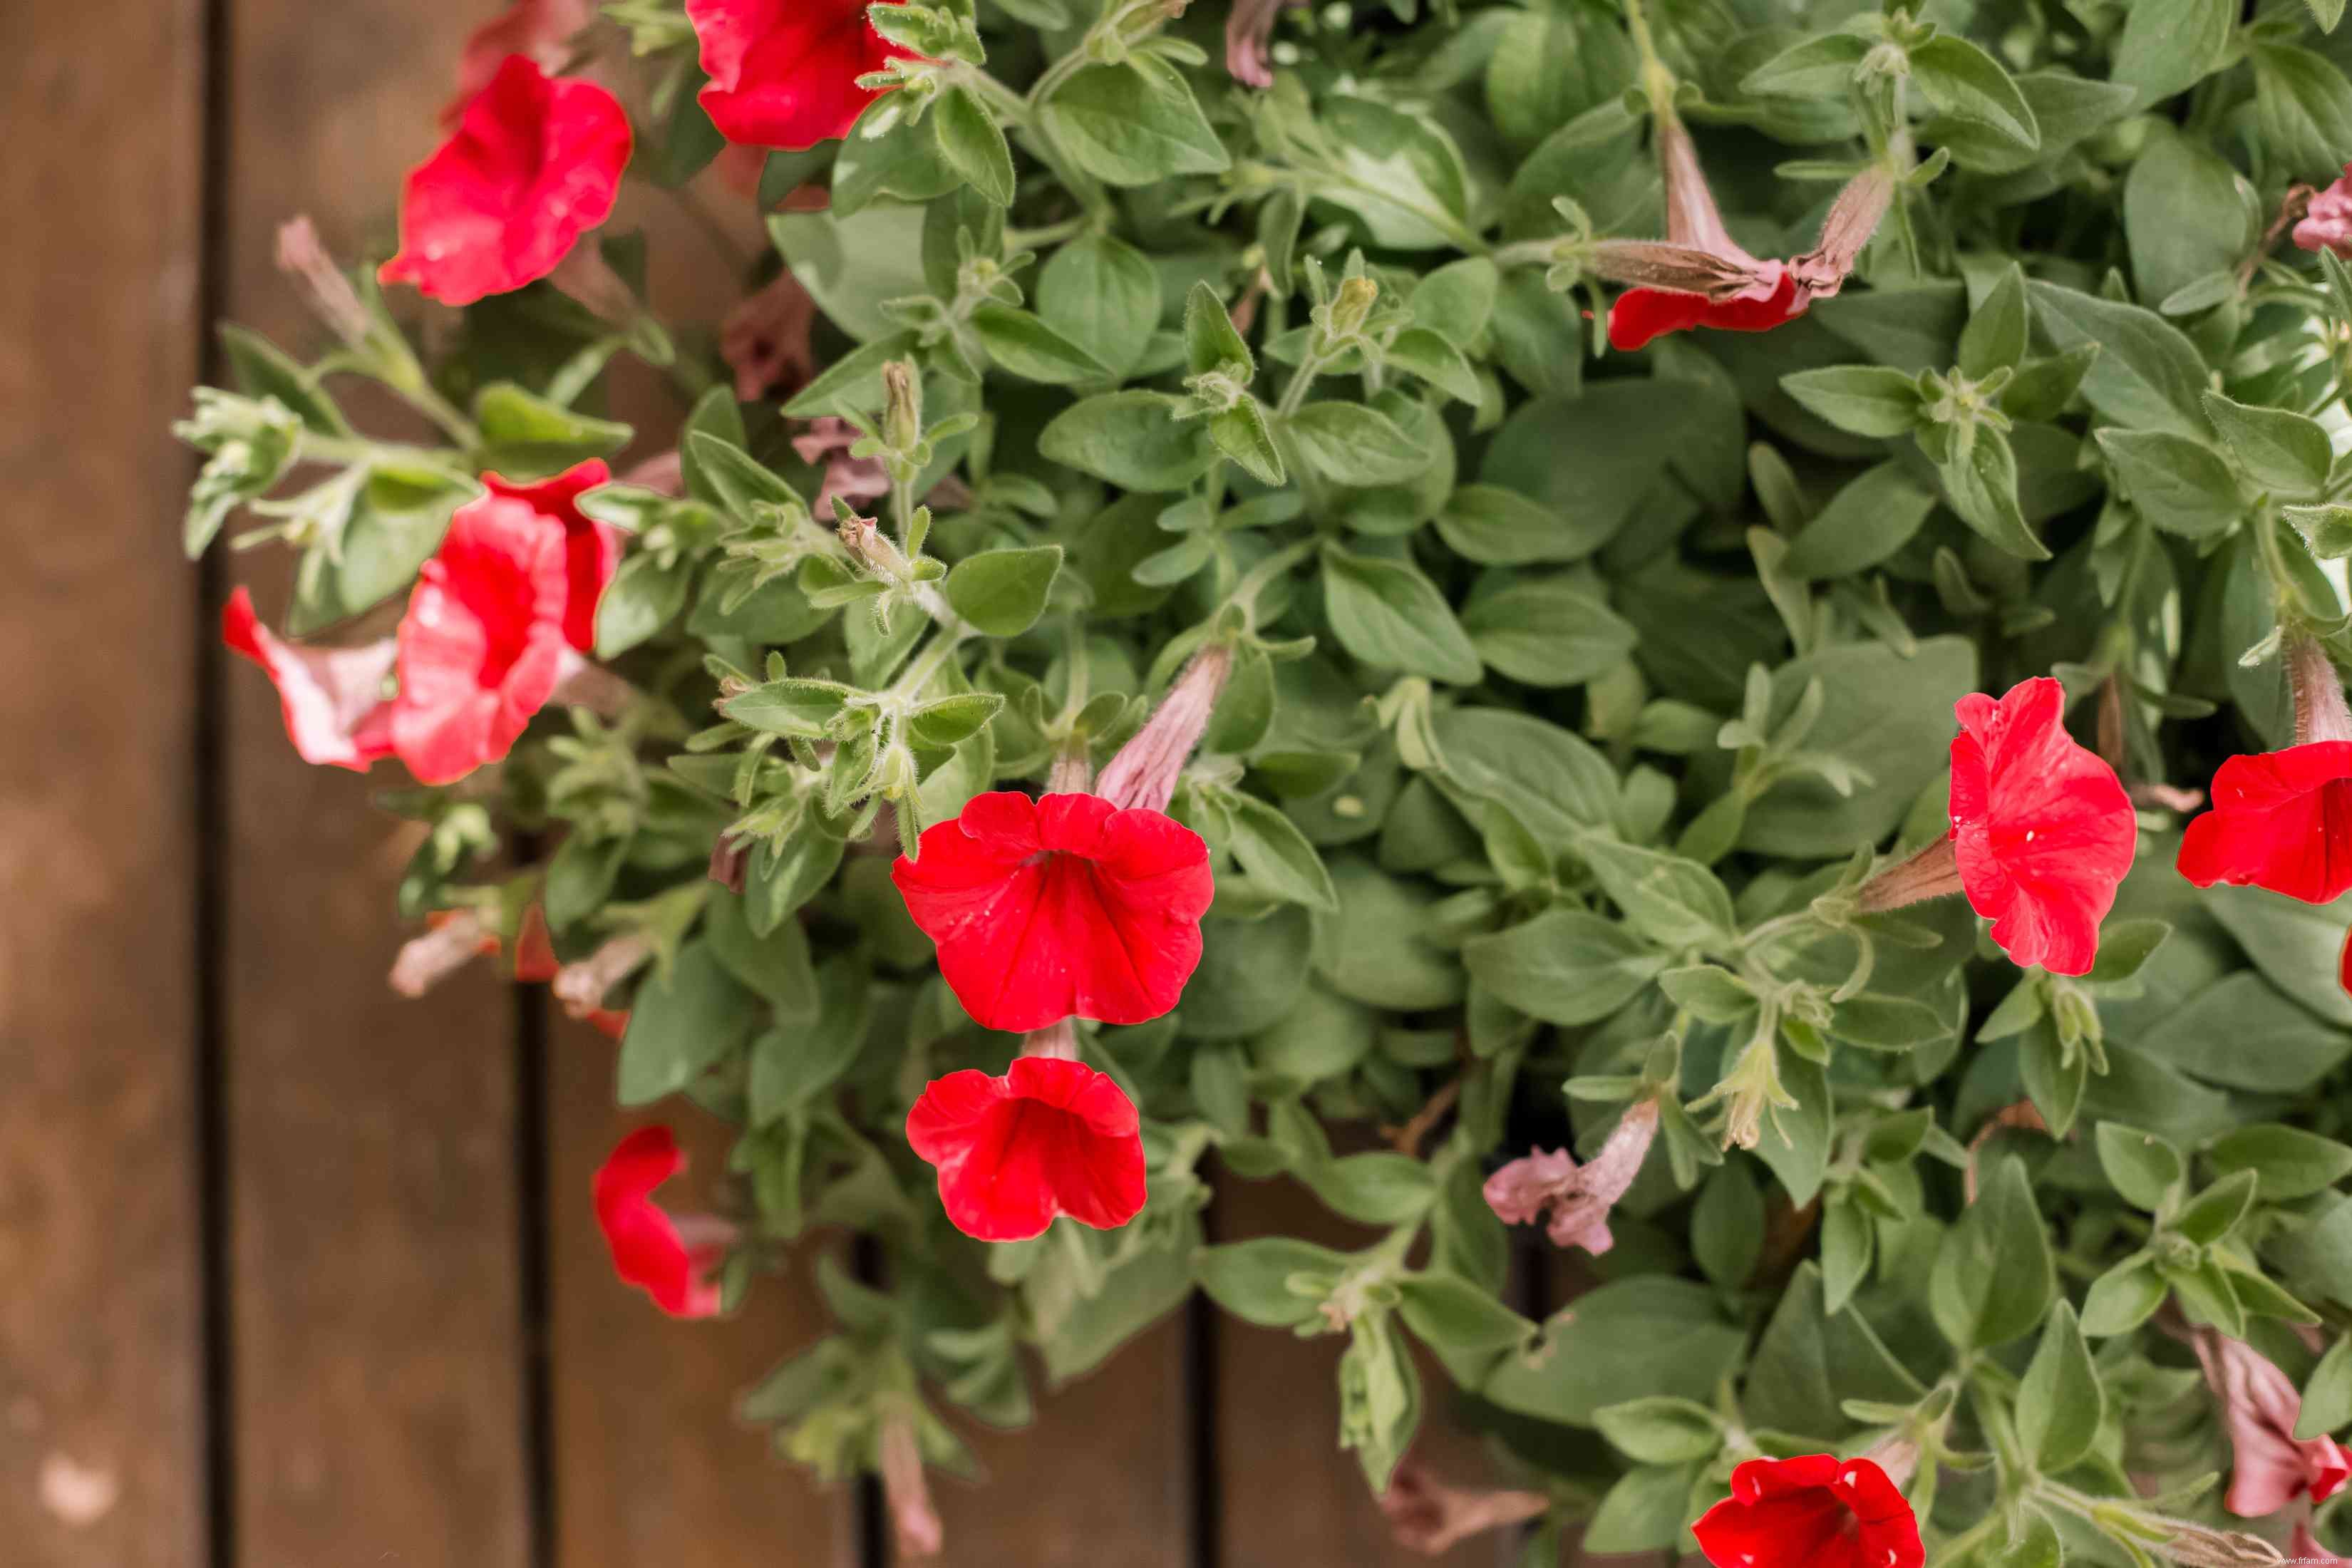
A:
[{"xmin": 0, "ymin": 4, "xmax": 1587, "ymax": 1564}]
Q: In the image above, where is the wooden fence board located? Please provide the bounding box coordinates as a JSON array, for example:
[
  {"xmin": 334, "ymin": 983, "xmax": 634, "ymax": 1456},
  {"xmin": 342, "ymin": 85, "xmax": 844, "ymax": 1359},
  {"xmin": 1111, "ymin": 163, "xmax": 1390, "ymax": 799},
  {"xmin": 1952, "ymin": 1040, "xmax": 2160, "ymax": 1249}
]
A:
[
  {"xmin": 0, "ymin": 6, "xmax": 209, "ymax": 1562},
  {"xmin": 215, "ymin": 4, "xmax": 532, "ymax": 1562}
]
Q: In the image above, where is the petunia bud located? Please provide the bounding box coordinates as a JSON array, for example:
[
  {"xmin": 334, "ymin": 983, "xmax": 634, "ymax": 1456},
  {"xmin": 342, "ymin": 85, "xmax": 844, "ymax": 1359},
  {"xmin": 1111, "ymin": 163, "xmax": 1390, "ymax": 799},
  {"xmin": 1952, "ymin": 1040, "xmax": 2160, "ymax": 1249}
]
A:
[
  {"xmin": 275, "ymin": 216, "xmax": 378, "ymax": 351},
  {"xmin": 2291, "ymin": 631, "xmax": 2352, "ymax": 746},
  {"xmin": 388, "ymin": 908, "xmax": 497, "ymax": 997},
  {"xmin": 878, "ymin": 1410, "xmax": 943, "ymax": 1559},
  {"xmin": 1328, "ymin": 276, "xmax": 1380, "ymax": 338},
  {"xmin": 1096, "ymin": 645, "xmax": 1233, "ymax": 814},
  {"xmin": 882, "ymin": 359, "xmax": 923, "ymax": 455}
]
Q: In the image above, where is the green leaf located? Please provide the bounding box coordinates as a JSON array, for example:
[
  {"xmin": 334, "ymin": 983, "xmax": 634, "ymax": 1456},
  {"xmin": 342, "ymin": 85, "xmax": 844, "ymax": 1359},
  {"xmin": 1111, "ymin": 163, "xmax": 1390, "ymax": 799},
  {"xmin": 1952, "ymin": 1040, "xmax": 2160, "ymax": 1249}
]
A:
[
  {"xmin": 1784, "ymin": 463, "xmax": 1939, "ymax": 580},
  {"xmin": 2081, "ymin": 1254, "xmax": 2168, "ymax": 1336},
  {"xmin": 1820, "ymin": 1198, "xmax": 1872, "ymax": 1314},
  {"xmin": 1219, "ymin": 791, "xmax": 1339, "ymax": 912},
  {"xmin": 2112, "ymin": 0, "xmax": 2234, "ymax": 106},
  {"xmin": 1036, "ymin": 232, "xmax": 1160, "ymax": 379},
  {"xmin": 2299, "ymin": 1335, "xmax": 2352, "ymax": 1440},
  {"xmin": 219, "ymin": 324, "xmax": 347, "ymax": 435},
  {"xmin": 704, "ymin": 886, "xmax": 818, "ymax": 1014},
  {"xmin": 1041, "ymin": 58, "xmax": 1230, "ymax": 187},
  {"xmin": 1929, "ymin": 1155, "xmax": 2055, "ymax": 1350},
  {"xmin": 932, "ymin": 83, "xmax": 1015, "ymax": 205},
  {"xmin": 1302, "ymin": 1152, "xmax": 1440, "ymax": 1226},
  {"xmin": 2254, "ymin": 43, "xmax": 2352, "ymax": 185},
  {"xmin": 2286, "ymin": 502, "xmax": 2352, "ymax": 560},
  {"xmin": 1482, "ymin": 1277, "xmax": 1747, "ymax": 1427},
  {"xmin": 1460, "ymin": 577, "xmax": 1636, "ymax": 687},
  {"xmin": 969, "ymin": 304, "xmax": 1112, "ymax": 386},
  {"xmin": 783, "ymin": 332, "xmax": 924, "ymax": 419},
  {"xmin": 594, "ymin": 551, "xmax": 693, "ymax": 659},
  {"xmin": 2017, "ymin": 1301, "xmax": 2103, "ymax": 1474},
  {"xmin": 2204, "ymin": 392, "xmax": 2332, "ymax": 499},
  {"xmin": 2096, "ymin": 428, "xmax": 2242, "ymax": 539},
  {"xmin": 1194, "ymin": 1237, "xmax": 1351, "ymax": 1328},
  {"xmin": 1208, "ymin": 400, "xmax": 1285, "ymax": 486},
  {"xmin": 1463, "ymin": 910, "xmax": 1667, "ymax": 1026},
  {"xmin": 944, "ymin": 545, "xmax": 1063, "ymax": 636},
  {"xmin": 905, "ymin": 691, "xmax": 1004, "ymax": 749},
  {"xmin": 1435, "ymin": 483, "xmax": 1609, "ymax": 565},
  {"xmin": 747, "ymin": 959, "xmax": 869, "ymax": 1124},
  {"xmin": 1284, "ymin": 402, "xmax": 1436, "ymax": 486},
  {"xmin": 2135, "ymin": 971, "xmax": 2352, "ymax": 1092},
  {"xmin": 1743, "ymin": 1262, "xmax": 1925, "ymax": 1435},
  {"xmin": 617, "ymin": 940, "xmax": 756, "ymax": 1105},
  {"xmin": 1394, "ymin": 1272, "xmax": 1535, "ymax": 1357},
  {"xmin": 1590, "ymin": 1397, "xmax": 1723, "ymax": 1465},
  {"xmin": 723, "ymin": 677, "xmax": 857, "ymax": 738},
  {"xmin": 1908, "ymin": 34, "xmax": 2038, "ymax": 151},
  {"xmin": 1573, "ymin": 833, "xmax": 1737, "ymax": 949},
  {"xmin": 2027, "ymin": 281, "xmax": 2212, "ymax": 438},
  {"xmin": 2097, "ymin": 1123, "xmax": 2185, "ymax": 1211},
  {"xmin": 1384, "ymin": 328, "xmax": 1482, "ymax": 403},
  {"xmin": 1183, "ymin": 280, "xmax": 1254, "ymax": 380},
  {"xmin": 1958, "ymin": 265, "xmax": 2031, "ymax": 379},
  {"xmin": 1038, "ymin": 391, "xmax": 1217, "ymax": 492},
  {"xmin": 686, "ymin": 430, "xmax": 801, "ymax": 517},
  {"xmin": 2174, "ymin": 1169, "xmax": 2259, "ymax": 1245},
  {"xmin": 1321, "ymin": 545, "xmax": 1482, "ymax": 684},
  {"xmin": 471, "ymin": 382, "xmax": 631, "ymax": 476},
  {"xmin": 2206, "ymin": 1123, "xmax": 2352, "ymax": 1201},
  {"xmin": 1778, "ymin": 366, "xmax": 1926, "ymax": 438},
  {"xmin": 1937, "ymin": 423, "xmax": 2051, "ymax": 560}
]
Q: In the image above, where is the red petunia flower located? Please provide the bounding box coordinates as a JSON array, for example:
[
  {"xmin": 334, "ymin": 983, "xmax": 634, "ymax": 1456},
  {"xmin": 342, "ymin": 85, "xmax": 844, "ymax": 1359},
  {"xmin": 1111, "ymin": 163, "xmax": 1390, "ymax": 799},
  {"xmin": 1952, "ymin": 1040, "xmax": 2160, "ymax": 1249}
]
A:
[
  {"xmin": 2177, "ymin": 743, "xmax": 2352, "ymax": 904},
  {"xmin": 1947, "ymin": 676, "xmax": 2137, "ymax": 976},
  {"xmin": 477, "ymin": 460, "xmax": 621, "ymax": 653},
  {"xmin": 1692, "ymin": 1455, "xmax": 1924, "ymax": 1568},
  {"xmin": 685, "ymin": 0, "xmax": 913, "ymax": 151},
  {"xmin": 905, "ymin": 1056, "xmax": 1147, "ymax": 1242},
  {"xmin": 381, "ymin": 56, "xmax": 631, "ymax": 307},
  {"xmin": 443, "ymin": 0, "xmax": 595, "ymax": 124},
  {"xmin": 1599, "ymin": 115, "xmax": 1891, "ymax": 353},
  {"xmin": 593, "ymin": 1126, "xmax": 725, "ymax": 1318},
  {"xmin": 890, "ymin": 791, "xmax": 1214, "ymax": 1033},
  {"xmin": 389, "ymin": 490, "xmax": 574, "ymax": 785},
  {"xmin": 222, "ymin": 587, "xmax": 396, "ymax": 770}
]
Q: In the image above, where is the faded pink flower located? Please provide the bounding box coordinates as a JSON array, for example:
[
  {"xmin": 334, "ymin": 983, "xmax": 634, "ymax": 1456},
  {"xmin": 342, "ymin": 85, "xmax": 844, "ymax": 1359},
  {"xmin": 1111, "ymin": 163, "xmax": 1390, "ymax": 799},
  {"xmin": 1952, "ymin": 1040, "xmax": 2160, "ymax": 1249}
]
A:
[
  {"xmin": 1483, "ymin": 1098, "xmax": 1660, "ymax": 1255},
  {"xmin": 1225, "ymin": 0, "xmax": 1305, "ymax": 87},
  {"xmin": 2295, "ymin": 167, "xmax": 2352, "ymax": 257},
  {"xmin": 721, "ymin": 273, "xmax": 820, "ymax": 401},
  {"xmin": 388, "ymin": 908, "xmax": 499, "ymax": 997},
  {"xmin": 1378, "ymin": 1459, "xmax": 1549, "ymax": 1556},
  {"xmin": 1096, "ymin": 645, "xmax": 1233, "ymax": 814},
  {"xmin": 793, "ymin": 417, "xmax": 892, "ymax": 512},
  {"xmin": 879, "ymin": 1410, "xmax": 943, "ymax": 1559},
  {"xmin": 2191, "ymin": 1327, "xmax": 2352, "ymax": 1517}
]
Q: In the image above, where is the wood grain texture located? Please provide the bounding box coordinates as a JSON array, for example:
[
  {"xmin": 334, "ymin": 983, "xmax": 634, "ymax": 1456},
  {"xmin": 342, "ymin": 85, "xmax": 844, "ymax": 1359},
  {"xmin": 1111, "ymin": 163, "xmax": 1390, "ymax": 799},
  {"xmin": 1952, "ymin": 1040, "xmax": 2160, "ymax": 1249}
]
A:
[
  {"xmin": 546, "ymin": 1022, "xmax": 857, "ymax": 1568},
  {"xmin": 216, "ymin": 3, "xmax": 530, "ymax": 1562},
  {"xmin": 1214, "ymin": 1171, "xmax": 1522, "ymax": 1568},
  {"xmin": 931, "ymin": 1315, "xmax": 1193, "ymax": 1568},
  {"xmin": 0, "ymin": 5, "xmax": 208, "ymax": 1562}
]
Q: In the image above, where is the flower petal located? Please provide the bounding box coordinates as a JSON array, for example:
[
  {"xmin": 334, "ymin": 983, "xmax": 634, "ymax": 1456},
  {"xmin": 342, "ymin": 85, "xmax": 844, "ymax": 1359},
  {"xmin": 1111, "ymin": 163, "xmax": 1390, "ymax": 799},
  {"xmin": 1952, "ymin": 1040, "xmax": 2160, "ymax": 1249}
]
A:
[
  {"xmin": 1948, "ymin": 676, "xmax": 2135, "ymax": 976},
  {"xmin": 1695, "ymin": 1456, "xmax": 1922, "ymax": 1568},
  {"xmin": 381, "ymin": 56, "xmax": 631, "ymax": 306},
  {"xmin": 2177, "ymin": 741, "xmax": 2352, "ymax": 904},
  {"xmin": 222, "ymin": 587, "xmax": 397, "ymax": 770},
  {"xmin": 891, "ymin": 792, "xmax": 1213, "ymax": 1031},
  {"xmin": 1608, "ymin": 269, "xmax": 1804, "ymax": 351},
  {"xmin": 480, "ymin": 460, "xmax": 619, "ymax": 652},
  {"xmin": 592, "ymin": 1126, "xmax": 721, "ymax": 1318},
  {"xmin": 686, "ymin": 0, "xmax": 909, "ymax": 150},
  {"xmin": 906, "ymin": 1058, "xmax": 1147, "ymax": 1241}
]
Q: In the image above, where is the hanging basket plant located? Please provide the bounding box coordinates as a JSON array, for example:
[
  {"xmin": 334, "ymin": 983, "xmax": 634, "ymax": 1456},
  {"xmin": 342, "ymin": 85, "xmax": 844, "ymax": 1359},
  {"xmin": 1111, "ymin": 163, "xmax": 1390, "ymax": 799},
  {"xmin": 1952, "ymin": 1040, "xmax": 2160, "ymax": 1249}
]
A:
[{"xmin": 182, "ymin": 0, "xmax": 2352, "ymax": 1559}]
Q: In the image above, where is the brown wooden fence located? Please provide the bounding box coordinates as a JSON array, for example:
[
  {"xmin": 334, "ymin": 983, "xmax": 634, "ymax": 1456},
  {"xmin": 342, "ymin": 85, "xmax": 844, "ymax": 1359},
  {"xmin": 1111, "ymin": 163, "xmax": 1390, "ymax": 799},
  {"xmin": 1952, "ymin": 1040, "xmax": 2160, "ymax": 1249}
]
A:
[{"xmin": 0, "ymin": 5, "xmax": 1567, "ymax": 1564}]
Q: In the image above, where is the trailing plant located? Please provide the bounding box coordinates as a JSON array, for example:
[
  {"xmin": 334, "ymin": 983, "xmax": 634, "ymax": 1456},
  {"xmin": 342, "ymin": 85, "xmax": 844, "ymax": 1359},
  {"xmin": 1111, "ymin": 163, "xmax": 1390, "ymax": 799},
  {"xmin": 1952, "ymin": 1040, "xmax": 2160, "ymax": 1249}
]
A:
[{"xmin": 180, "ymin": 0, "xmax": 2352, "ymax": 1559}]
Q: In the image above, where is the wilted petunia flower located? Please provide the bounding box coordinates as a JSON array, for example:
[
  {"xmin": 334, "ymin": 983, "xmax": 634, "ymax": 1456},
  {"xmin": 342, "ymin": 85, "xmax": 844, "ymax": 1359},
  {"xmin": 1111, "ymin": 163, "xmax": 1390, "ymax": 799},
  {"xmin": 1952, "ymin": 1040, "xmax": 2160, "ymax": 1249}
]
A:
[
  {"xmin": 592, "ymin": 1126, "xmax": 727, "ymax": 1317},
  {"xmin": 2179, "ymin": 635, "xmax": 2352, "ymax": 907},
  {"xmin": 685, "ymin": 0, "xmax": 916, "ymax": 150},
  {"xmin": 905, "ymin": 1053, "xmax": 1147, "ymax": 1242},
  {"xmin": 1376, "ymin": 1458, "xmax": 1549, "ymax": 1555},
  {"xmin": 1482, "ymin": 1098, "xmax": 1660, "ymax": 1256},
  {"xmin": 721, "ymin": 272, "xmax": 820, "ymax": 402},
  {"xmin": 1224, "ymin": 0, "xmax": 1305, "ymax": 88},
  {"xmin": 1857, "ymin": 676, "xmax": 2135, "ymax": 976},
  {"xmin": 2294, "ymin": 166, "xmax": 2352, "ymax": 256},
  {"xmin": 381, "ymin": 56, "xmax": 631, "ymax": 306},
  {"xmin": 1597, "ymin": 113, "xmax": 1892, "ymax": 352},
  {"xmin": 2189, "ymin": 1326, "xmax": 2351, "ymax": 1517},
  {"xmin": 1691, "ymin": 1454, "xmax": 1924, "ymax": 1568}
]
